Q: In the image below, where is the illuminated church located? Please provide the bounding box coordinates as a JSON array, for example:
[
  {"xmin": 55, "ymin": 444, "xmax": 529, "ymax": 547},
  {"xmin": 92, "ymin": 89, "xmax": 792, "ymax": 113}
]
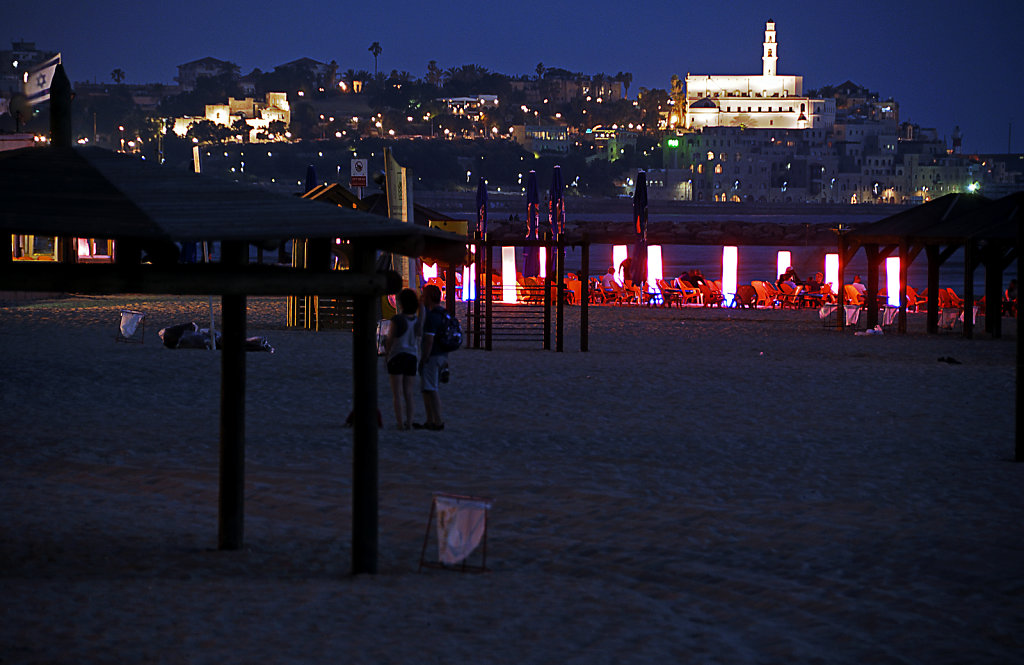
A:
[{"xmin": 684, "ymin": 21, "xmax": 835, "ymax": 131}]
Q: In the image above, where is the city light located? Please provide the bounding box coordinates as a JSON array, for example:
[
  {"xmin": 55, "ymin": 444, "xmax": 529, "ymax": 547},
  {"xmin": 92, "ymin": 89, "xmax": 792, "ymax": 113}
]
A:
[
  {"xmin": 885, "ymin": 257, "xmax": 901, "ymax": 307},
  {"xmin": 777, "ymin": 250, "xmax": 791, "ymax": 279},
  {"xmin": 722, "ymin": 246, "xmax": 738, "ymax": 306},
  {"xmin": 825, "ymin": 254, "xmax": 839, "ymax": 293},
  {"xmin": 501, "ymin": 247, "xmax": 517, "ymax": 303}
]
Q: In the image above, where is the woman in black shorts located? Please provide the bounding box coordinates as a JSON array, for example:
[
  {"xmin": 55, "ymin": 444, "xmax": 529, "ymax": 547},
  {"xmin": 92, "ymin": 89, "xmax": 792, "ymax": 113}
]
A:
[{"xmin": 384, "ymin": 288, "xmax": 421, "ymax": 429}]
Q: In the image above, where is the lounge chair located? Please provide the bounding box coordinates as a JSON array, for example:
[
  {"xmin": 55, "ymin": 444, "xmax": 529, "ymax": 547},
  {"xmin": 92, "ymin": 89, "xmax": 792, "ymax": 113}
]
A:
[
  {"xmin": 777, "ymin": 282, "xmax": 804, "ymax": 309},
  {"xmin": 656, "ymin": 279, "xmax": 683, "ymax": 308},
  {"xmin": 751, "ymin": 281, "xmax": 776, "ymax": 308},
  {"xmin": 672, "ymin": 278, "xmax": 702, "ymax": 305},
  {"xmin": 844, "ymin": 284, "xmax": 865, "ymax": 307},
  {"xmin": 699, "ymin": 281, "xmax": 727, "ymax": 307}
]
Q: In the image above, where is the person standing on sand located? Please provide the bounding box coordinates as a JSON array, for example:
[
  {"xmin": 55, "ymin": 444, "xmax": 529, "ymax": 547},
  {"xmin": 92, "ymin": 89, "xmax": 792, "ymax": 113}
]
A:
[
  {"xmin": 415, "ymin": 284, "xmax": 448, "ymax": 431},
  {"xmin": 384, "ymin": 288, "xmax": 421, "ymax": 430}
]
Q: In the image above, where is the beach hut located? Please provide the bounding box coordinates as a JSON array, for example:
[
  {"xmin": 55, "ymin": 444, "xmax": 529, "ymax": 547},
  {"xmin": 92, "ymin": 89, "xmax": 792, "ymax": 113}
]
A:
[
  {"xmin": 845, "ymin": 193, "xmax": 1019, "ymax": 336},
  {"xmin": 843, "ymin": 193, "xmax": 991, "ymax": 333},
  {"xmin": 0, "ymin": 66, "xmax": 466, "ymax": 574}
]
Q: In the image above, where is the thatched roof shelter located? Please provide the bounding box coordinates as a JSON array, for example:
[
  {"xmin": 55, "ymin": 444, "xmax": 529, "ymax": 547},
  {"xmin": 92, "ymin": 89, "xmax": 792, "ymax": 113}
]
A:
[{"xmin": 0, "ymin": 138, "xmax": 466, "ymax": 574}]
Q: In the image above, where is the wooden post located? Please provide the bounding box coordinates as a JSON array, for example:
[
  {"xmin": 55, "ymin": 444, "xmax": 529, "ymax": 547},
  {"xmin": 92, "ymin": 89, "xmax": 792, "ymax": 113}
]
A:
[
  {"xmin": 50, "ymin": 64, "xmax": 77, "ymax": 265},
  {"xmin": 473, "ymin": 233, "xmax": 482, "ymax": 349},
  {"xmin": 351, "ymin": 241, "xmax": 379, "ymax": 574},
  {"xmin": 556, "ymin": 235, "xmax": 565, "ymax": 352},
  {"xmin": 963, "ymin": 240, "xmax": 975, "ymax": 339},
  {"xmin": 1018, "ymin": 214, "xmax": 1023, "ymax": 462},
  {"xmin": 986, "ymin": 247, "xmax": 1003, "ymax": 339},
  {"xmin": 444, "ymin": 262, "xmax": 457, "ymax": 313},
  {"xmin": 926, "ymin": 245, "xmax": 940, "ymax": 334},
  {"xmin": 218, "ymin": 240, "xmax": 247, "ymax": 550},
  {"xmin": 581, "ymin": 239, "xmax": 590, "ymax": 352},
  {"xmin": 543, "ymin": 233, "xmax": 552, "ymax": 350},
  {"xmin": 865, "ymin": 245, "xmax": 879, "ymax": 328},
  {"xmin": 898, "ymin": 241, "xmax": 909, "ymax": 334},
  {"xmin": 484, "ymin": 242, "xmax": 493, "ymax": 351},
  {"xmin": 836, "ymin": 233, "xmax": 846, "ymax": 331}
]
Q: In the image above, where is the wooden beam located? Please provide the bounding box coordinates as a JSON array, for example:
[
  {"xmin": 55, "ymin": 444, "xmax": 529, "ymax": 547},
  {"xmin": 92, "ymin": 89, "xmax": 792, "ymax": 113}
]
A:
[
  {"xmin": 218, "ymin": 240, "xmax": 247, "ymax": 551},
  {"xmin": 350, "ymin": 241, "xmax": 379, "ymax": 575},
  {"xmin": 556, "ymin": 236, "xmax": 565, "ymax": 353},
  {"xmin": 866, "ymin": 245, "xmax": 880, "ymax": 328},
  {"xmin": 926, "ymin": 245, "xmax": 940, "ymax": 334},
  {"xmin": 0, "ymin": 263, "xmax": 401, "ymax": 296},
  {"xmin": 963, "ymin": 240, "xmax": 974, "ymax": 339},
  {"xmin": 580, "ymin": 239, "xmax": 590, "ymax": 352}
]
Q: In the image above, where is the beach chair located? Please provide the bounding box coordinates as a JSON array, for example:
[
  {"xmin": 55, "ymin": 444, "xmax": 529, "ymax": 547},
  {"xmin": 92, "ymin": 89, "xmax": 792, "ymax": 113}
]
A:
[
  {"xmin": 115, "ymin": 309, "xmax": 146, "ymax": 343},
  {"xmin": 777, "ymin": 282, "xmax": 804, "ymax": 309},
  {"xmin": 656, "ymin": 278, "xmax": 682, "ymax": 307},
  {"xmin": 699, "ymin": 281, "xmax": 727, "ymax": 307},
  {"xmin": 732, "ymin": 284, "xmax": 758, "ymax": 308},
  {"xmin": 820, "ymin": 283, "xmax": 837, "ymax": 304},
  {"xmin": 844, "ymin": 284, "xmax": 865, "ymax": 307},
  {"xmin": 672, "ymin": 278, "xmax": 702, "ymax": 305},
  {"xmin": 751, "ymin": 281, "xmax": 776, "ymax": 308},
  {"xmin": 620, "ymin": 281, "xmax": 642, "ymax": 305}
]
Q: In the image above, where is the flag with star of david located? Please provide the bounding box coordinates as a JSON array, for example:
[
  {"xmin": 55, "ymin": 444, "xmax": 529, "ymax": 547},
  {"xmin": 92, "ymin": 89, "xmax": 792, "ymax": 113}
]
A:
[{"xmin": 24, "ymin": 54, "xmax": 61, "ymax": 106}]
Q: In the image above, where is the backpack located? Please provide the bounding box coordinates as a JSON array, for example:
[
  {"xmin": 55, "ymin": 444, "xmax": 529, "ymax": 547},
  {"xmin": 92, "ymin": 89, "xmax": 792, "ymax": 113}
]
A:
[{"xmin": 435, "ymin": 309, "xmax": 462, "ymax": 352}]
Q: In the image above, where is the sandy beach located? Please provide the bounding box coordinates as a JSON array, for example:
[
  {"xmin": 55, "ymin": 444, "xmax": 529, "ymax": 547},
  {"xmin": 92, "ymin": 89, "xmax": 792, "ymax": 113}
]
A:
[{"xmin": 1, "ymin": 295, "xmax": 1021, "ymax": 664}]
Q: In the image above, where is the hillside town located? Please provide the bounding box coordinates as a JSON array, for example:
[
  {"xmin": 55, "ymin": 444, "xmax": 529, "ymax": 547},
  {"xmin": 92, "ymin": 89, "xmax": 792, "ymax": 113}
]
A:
[{"xmin": 1, "ymin": 22, "xmax": 1021, "ymax": 201}]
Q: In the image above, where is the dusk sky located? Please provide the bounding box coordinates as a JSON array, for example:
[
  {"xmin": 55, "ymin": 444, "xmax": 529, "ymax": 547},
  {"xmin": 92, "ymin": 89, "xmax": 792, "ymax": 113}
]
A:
[{"xmin": 7, "ymin": 0, "xmax": 1023, "ymax": 153}]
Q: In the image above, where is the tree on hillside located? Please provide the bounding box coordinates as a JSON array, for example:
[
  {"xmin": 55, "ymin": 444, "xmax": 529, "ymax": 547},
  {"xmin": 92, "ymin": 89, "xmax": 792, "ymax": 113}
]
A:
[
  {"xmin": 616, "ymin": 71, "xmax": 633, "ymax": 98},
  {"xmin": 231, "ymin": 117, "xmax": 250, "ymax": 142},
  {"xmin": 368, "ymin": 42, "xmax": 382, "ymax": 76},
  {"xmin": 426, "ymin": 60, "xmax": 443, "ymax": 88}
]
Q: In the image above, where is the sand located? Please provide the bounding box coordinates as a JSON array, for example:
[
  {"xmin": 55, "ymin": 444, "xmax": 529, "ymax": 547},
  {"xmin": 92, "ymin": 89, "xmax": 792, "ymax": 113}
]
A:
[{"xmin": 1, "ymin": 295, "xmax": 1021, "ymax": 664}]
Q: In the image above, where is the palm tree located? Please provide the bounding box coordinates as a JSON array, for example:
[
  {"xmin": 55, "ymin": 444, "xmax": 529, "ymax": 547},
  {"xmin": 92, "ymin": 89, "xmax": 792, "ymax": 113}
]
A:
[
  {"xmin": 111, "ymin": 68, "xmax": 126, "ymax": 84},
  {"xmin": 426, "ymin": 60, "xmax": 443, "ymax": 87},
  {"xmin": 368, "ymin": 42, "xmax": 382, "ymax": 76},
  {"xmin": 616, "ymin": 71, "xmax": 633, "ymax": 99}
]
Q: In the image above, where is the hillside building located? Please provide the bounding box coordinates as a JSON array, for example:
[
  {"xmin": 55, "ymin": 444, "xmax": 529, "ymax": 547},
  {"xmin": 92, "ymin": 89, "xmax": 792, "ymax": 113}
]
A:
[{"xmin": 684, "ymin": 21, "xmax": 835, "ymax": 131}]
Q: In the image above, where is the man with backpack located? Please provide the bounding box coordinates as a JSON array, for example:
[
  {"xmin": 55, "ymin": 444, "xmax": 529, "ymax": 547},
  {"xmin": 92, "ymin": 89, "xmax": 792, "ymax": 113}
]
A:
[{"xmin": 415, "ymin": 284, "xmax": 456, "ymax": 431}]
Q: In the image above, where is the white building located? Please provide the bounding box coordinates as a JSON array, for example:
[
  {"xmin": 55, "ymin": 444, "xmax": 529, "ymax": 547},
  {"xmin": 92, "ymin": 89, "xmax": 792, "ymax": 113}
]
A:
[{"xmin": 684, "ymin": 21, "xmax": 834, "ymax": 131}]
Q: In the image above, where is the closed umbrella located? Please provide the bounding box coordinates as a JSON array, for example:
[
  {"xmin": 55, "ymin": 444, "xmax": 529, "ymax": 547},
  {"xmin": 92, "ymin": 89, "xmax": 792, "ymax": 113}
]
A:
[
  {"xmin": 475, "ymin": 177, "xmax": 488, "ymax": 236},
  {"xmin": 523, "ymin": 170, "xmax": 540, "ymax": 277},
  {"xmin": 549, "ymin": 166, "xmax": 565, "ymax": 236},
  {"xmin": 630, "ymin": 170, "xmax": 649, "ymax": 287},
  {"xmin": 305, "ymin": 164, "xmax": 318, "ymax": 194}
]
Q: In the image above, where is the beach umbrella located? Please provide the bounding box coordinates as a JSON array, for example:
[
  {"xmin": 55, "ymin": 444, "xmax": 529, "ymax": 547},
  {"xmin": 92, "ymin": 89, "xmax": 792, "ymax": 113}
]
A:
[
  {"xmin": 304, "ymin": 164, "xmax": 318, "ymax": 194},
  {"xmin": 549, "ymin": 166, "xmax": 565, "ymax": 236},
  {"xmin": 475, "ymin": 177, "xmax": 488, "ymax": 236},
  {"xmin": 630, "ymin": 170, "xmax": 649, "ymax": 286},
  {"xmin": 523, "ymin": 170, "xmax": 541, "ymax": 277}
]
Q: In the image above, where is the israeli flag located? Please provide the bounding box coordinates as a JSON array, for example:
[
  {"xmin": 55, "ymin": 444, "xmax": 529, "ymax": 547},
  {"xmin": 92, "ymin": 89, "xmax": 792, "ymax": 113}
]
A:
[{"xmin": 24, "ymin": 54, "xmax": 61, "ymax": 106}]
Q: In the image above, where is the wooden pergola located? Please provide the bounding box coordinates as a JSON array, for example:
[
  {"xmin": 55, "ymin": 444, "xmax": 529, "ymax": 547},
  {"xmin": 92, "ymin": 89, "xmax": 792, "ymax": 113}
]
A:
[
  {"xmin": 841, "ymin": 193, "xmax": 996, "ymax": 334},
  {"xmin": 0, "ymin": 142, "xmax": 466, "ymax": 574}
]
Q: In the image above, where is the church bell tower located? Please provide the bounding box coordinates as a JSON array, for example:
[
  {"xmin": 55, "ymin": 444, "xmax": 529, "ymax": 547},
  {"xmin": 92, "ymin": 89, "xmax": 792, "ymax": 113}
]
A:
[{"xmin": 762, "ymin": 20, "xmax": 777, "ymax": 77}]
